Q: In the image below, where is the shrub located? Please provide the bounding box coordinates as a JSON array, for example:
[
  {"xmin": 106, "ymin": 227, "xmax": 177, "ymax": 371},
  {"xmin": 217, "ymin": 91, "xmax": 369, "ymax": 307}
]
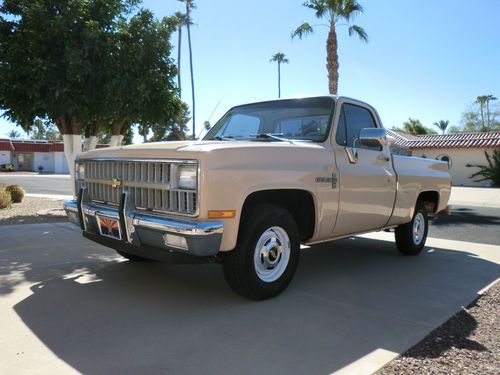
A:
[
  {"xmin": 6, "ymin": 184, "xmax": 25, "ymax": 203},
  {"xmin": 1, "ymin": 163, "xmax": 14, "ymax": 172},
  {"xmin": 0, "ymin": 188, "xmax": 11, "ymax": 209},
  {"xmin": 0, "ymin": 183, "xmax": 7, "ymax": 189},
  {"xmin": 38, "ymin": 165, "xmax": 44, "ymax": 173}
]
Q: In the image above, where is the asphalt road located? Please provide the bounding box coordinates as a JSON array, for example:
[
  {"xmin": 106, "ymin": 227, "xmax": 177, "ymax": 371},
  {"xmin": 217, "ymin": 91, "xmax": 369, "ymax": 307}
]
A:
[
  {"xmin": 0, "ymin": 174, "xmax": 72, "ymax": 195},
  {"xmin": 429, "ymin": 205, "xmax": 500, "ymax": 246}
]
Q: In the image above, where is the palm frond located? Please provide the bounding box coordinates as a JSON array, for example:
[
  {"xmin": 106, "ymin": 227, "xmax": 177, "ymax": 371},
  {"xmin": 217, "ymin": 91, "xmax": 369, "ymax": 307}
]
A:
[
  {"xmin": 304, "ymin": 0, "xmax": 327, "ymax": 19},
  {"xmin": 337, "ymin": 0, "xmax": 364, "ymax": 21},
  {"xmin": 291, "ymin": 22, "xmax": 314, "ymax": 39},
  {"xmin": 348, "ymin": 25, "xmax": 368, "ymax": 42}
]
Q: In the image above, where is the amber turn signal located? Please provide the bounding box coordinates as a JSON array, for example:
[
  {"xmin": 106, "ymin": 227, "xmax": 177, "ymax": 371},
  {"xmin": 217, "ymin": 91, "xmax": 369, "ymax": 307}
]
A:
[{"xmin": 208, "ymin": 210, "xmax": 236, "ymax": 219}]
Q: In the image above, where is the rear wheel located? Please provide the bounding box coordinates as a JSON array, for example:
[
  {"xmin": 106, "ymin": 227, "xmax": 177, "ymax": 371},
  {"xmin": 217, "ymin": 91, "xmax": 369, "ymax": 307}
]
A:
[
  {"xmin": 223, "ymin": 204, "xmax": 300, "ymax": 300},
  {"xmin": 395, "ymin": 202, "xmax": 428, "ymax": 255}
]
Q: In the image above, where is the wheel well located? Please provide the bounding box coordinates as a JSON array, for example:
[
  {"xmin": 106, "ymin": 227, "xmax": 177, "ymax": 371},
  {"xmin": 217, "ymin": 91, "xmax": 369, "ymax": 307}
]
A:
[
  {"xmin": 417, "ymin": 191, "xmax": 439, "ymax": 214},
  {"xmin": 241, "ymin": 190, "xmax": 315, "ymax": 241}
]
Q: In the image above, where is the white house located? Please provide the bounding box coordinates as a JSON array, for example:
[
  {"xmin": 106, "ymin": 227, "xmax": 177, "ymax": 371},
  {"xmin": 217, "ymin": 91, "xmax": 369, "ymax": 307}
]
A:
[{"xmin": 387, "ymin": 130, "xmax": 500, "ymax": 187}]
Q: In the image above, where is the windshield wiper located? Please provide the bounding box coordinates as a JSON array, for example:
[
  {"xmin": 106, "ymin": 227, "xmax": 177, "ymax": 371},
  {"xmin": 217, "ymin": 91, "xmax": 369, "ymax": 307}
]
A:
[
  {"xmin": 213, "ymin": 136, "xmax": 236, "ymax": 141},
  {"xmin": 250, "ymin": 133, "xmax": 293, "ymax": 143}
]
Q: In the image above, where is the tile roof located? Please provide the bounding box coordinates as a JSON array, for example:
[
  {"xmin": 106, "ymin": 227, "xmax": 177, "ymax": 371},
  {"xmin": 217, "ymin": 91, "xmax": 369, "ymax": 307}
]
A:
[
  {"xmin": 0, "ymin": 139, "xmax": 108, "ymax": 152},
  {"xmin": 386, "ymin": 129, "xmax": 500, "ymax": 149}
]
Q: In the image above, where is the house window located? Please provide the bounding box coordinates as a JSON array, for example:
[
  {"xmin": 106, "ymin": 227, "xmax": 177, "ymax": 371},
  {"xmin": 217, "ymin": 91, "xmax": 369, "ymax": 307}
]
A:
[{"xmin": 436, "ymin": 154, "xmax": 452, "ymax": 169}]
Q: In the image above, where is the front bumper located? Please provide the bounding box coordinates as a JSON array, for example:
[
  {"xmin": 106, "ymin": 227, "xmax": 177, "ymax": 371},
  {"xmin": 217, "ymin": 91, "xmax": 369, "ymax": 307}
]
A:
[{"xmin": 64, "ymin": 188, "xmax": 223, "ymax": 258}]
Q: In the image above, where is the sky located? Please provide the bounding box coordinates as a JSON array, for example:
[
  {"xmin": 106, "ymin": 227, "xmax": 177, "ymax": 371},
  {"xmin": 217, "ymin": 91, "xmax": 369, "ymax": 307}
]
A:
[{"xmin": 1, "ymin": 0, "xmax": 500, "ymax": 141}]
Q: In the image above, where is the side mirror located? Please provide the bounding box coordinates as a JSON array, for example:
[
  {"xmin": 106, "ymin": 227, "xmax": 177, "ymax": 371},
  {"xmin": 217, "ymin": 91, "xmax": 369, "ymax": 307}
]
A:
[{"xmin": 359, "ymin": 128, "xmax": 386, "ymax": 148}]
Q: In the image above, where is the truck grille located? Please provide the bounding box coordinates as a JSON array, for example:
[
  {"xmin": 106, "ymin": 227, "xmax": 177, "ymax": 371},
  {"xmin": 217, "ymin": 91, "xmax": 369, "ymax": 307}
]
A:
[{"xmin": 76, "ymin": 160, "xmax": 198, "ymax": 216}]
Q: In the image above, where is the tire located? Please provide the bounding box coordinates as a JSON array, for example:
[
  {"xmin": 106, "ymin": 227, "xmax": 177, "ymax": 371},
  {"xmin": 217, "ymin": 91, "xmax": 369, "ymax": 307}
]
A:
[
  {"xmin": 395, "ymin": 202, "xmax": 428, "ymax": 255},
  {"xmin": 116, "ymin": 250, "xmax": 150, "ymax": 262},
  {"xmin": 223, "ymin": 204, "xmax": 300, "ymax": 300}
]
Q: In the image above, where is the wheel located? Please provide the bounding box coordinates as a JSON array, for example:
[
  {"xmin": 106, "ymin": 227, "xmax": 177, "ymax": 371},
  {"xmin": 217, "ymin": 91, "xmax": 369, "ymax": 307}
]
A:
[
  {"xmin": 395, "ymin": 202, "xmax": 428, "ymax": 255},
  {"xmin": 116, "ymin": 250, "xmax": 150, "ymax": 262},
  {"xmin": 223, "ymin": 204, "xmax": 300, "ymax": 300}
]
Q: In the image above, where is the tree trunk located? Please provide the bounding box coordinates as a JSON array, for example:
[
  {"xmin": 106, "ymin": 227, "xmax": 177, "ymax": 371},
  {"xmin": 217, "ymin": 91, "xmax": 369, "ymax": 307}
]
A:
[
  {"xmin": 109, "ymin": 135, "xmax": 124, "ymax": 147},
  {"xmin": 278, "ymin": 62, "xmax": 281, "ymax": 98},
  {"xmin": 479, "ymin": 103, "xmax": 485, "ymax": 130},
  {"xmin": 83, "ymin": 136, "xmax": 98, "ymax": 151},
  {"xmin": 486, "ymin": 101, "xmax": 491, "ymax": 130},
  {"xmin": 178, "ymin": 26, "xmax": 182, "ymax": 98},
  {"xmin": 186, "ymin": 2, "xmax": 196, "ymax": 139},
  {"xmin": 54, "ymin": 115, "xmax": 82, "ymax": 195},
  {"xmin": 62, "ymin": 134, "xmax": 82, "ymax": 196},
  {"xmin": 326, "ymin": 23, "xmax": 339, "ymax": 95}
]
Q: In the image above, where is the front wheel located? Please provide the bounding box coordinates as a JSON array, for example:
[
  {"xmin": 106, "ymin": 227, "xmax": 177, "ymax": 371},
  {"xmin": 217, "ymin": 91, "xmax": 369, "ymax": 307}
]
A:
[
  {"xmin": 223, "ymin": 205, "xmax": 300, "ymax": 300},
  {"xmin": 395, "ymin": 202, "xmax": 428, "ymax": 255}
]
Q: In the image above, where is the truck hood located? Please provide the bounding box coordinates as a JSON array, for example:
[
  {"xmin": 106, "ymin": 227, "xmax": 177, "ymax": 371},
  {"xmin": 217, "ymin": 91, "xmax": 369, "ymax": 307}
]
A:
[{"xmin": 78, "ymin": 140, "xmax": 325, "ymax": 160}]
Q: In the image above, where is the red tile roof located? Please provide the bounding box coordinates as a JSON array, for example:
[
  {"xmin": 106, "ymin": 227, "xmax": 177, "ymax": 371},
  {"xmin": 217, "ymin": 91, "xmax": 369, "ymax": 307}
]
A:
[
  {"xmin": 0, "ymin": 139, "xmax": 108, "ymax": 152},
  {"xmin": 386, "ymin": 130, "xmax": 500, "ymax": 149}
]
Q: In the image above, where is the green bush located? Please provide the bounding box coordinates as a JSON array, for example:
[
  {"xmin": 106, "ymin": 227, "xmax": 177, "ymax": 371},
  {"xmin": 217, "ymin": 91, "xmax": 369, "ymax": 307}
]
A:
[
  {"xmin": 0, "ymin": 188, "xmax": 11, "ymax": 209},
  {"xmin": 6, "ymin": 184, "xmax": 25, "ymax": 203}
]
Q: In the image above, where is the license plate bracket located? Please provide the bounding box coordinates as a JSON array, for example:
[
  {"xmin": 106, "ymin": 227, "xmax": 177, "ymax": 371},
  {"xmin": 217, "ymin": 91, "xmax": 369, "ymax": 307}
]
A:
[{"xmin": 97, "ymin": 216, "xmax": 122, "ymax": 240}]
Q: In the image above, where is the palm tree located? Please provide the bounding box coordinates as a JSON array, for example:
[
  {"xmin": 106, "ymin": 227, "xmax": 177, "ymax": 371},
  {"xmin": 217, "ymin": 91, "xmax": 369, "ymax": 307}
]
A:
[
  {"xmin": 292, "ymin": 0, "xmax": 368, "ymax": 95},
  {"xmin": 179, "ymin": 0, "xmax": 196, "ymax": 139},
  {"xmin": 433, "ymin": 120, "xmax": 449, "ymax": 135},
  {"xmin": 269, "ymin": 52, "xmax": 289, "ymax": 98},
  {"xmin": 7, "ymin": 129, "xmax": 21, "ymax": 139},
  {"xmin": 485, "ymin": 94, "xmax": 497, "ymax": 130},
  {"xmin": 173, "ymin": 12, "xmax": 188, "ymax": 98},
  {"xmin": 476, "ymin": 95, "xmax": 489, "ymax": 130}
]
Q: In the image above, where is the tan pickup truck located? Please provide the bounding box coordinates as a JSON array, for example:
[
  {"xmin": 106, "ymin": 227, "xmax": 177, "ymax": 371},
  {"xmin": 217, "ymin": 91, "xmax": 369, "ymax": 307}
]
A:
[{"xmin": 64, "ymin": 96, "xmax": 451, "ymax": 299}]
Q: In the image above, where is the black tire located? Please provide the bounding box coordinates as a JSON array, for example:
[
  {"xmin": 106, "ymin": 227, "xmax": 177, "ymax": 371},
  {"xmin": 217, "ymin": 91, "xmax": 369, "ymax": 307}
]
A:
[
  {"xmin": 395, "ymin": 202, "xmax": 428, "ymax": 255},
  {"xmin": 223, "ymin": 204, "xmax": 300, "ymax": 300},
  {"xmin": 116, "ymin": 250, "xmax": 150, "ymax": 262}
]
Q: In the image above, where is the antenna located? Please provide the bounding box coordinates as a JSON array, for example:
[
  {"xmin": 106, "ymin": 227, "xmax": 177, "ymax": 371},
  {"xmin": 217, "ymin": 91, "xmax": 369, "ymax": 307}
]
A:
[{"xmin": 197, "ymin": 100, "xmax": 221, "ymax": 139}]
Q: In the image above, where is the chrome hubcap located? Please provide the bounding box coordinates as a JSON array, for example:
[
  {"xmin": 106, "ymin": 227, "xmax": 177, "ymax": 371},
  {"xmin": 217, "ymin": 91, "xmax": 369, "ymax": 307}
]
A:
[
  {"xmin": 254, "ymin": 226, "xmax": 290, "ymax": 283},
  {"xmin": 413, "ymin": 212, "xmax": 425, "ymax": 245}
]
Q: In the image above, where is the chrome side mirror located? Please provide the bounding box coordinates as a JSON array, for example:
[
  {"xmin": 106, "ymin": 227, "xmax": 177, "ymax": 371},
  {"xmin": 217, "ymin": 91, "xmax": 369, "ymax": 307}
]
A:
[{"xmin": 359, "ymin": 128, "xmax": 387, "ymax": 148}]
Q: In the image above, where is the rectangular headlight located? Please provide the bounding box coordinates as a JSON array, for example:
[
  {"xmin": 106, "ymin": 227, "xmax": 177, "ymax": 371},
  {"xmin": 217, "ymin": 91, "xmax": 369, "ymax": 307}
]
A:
[
  {"xmin": 76, "ymin": 163, "xmax": 85, "ymax": 180},
  {"xmin": 178, "ymin": 164, "xmax": 197, "ymax": 190}
]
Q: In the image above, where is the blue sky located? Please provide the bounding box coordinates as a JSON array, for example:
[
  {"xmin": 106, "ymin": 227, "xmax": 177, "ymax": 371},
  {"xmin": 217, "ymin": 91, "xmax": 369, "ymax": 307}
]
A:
[{"xmin": 2, "ymin": 0, "xmax": 499, "ymax": 140}]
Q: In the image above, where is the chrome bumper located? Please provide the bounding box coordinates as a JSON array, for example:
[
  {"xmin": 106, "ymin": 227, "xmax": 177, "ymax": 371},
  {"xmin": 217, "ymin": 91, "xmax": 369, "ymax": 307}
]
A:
[{"xmin": 64, "ymin": 188, "xmax": 223, "ymax": 257}]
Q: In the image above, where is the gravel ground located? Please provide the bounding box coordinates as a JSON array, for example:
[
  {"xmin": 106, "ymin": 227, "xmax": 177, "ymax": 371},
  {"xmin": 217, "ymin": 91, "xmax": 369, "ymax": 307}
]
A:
[
  {"xmin": 0, "ymin": 196, "xmax": 67, "ymax": 225},
  {"xmin": 377, "ymin": 281, "xmax": 500, "ymax": 375}
]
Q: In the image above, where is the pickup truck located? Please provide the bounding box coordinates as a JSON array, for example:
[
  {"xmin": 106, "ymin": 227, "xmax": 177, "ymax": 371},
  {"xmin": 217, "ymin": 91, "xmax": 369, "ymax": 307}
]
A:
[{"xmin": 64, "ymin": 96, "xmax": 451, "ymax": 300}]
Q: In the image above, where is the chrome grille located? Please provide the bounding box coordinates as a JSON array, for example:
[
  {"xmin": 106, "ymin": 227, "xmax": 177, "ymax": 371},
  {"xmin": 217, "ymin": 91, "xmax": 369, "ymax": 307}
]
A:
[{"xmin": 76, "ymin": 159, "xmax": 198, "ymax": 216}]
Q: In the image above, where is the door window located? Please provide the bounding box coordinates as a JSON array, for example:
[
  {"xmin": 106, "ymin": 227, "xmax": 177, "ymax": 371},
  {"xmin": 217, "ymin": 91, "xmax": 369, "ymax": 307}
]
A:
[{"xmin": 336, "ymin": 103, "xmax": 380, "ymax": 150}]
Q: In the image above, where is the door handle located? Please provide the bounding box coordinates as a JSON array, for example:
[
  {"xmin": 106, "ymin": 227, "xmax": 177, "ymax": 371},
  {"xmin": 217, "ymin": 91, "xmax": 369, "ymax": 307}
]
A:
[{"xmin": 377, "ymin": 154, "xmax": 391, "ymax": 162}]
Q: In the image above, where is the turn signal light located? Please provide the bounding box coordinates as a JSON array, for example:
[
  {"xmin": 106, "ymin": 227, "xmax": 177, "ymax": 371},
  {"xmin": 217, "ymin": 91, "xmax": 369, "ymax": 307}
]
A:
[{"xmin": 208, "ymin": 210, "xmax": 236, "ymax": 219}]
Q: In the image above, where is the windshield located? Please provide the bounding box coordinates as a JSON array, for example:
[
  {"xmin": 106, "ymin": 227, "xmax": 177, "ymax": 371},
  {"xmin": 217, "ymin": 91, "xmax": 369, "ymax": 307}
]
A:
[{"xmin": 204, "ymin": 97, "xmax": 335, "ymax": 142}]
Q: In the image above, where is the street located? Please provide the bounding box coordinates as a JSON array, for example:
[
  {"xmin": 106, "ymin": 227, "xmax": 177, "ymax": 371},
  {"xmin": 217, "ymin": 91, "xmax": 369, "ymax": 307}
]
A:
[{"xmin": 0, "ymin": 174, "xmax": 72, "ymax": 195}]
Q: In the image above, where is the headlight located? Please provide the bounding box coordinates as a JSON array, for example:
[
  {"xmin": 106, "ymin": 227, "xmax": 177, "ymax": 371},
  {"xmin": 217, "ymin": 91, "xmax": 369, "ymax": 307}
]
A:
[
  {"xmin": 76, "ymin": 163, "xmax": 85, "ymax": 180},
  {"xmin": 178, "ymin": 164, "xmax": 197, "ymax": 190}
]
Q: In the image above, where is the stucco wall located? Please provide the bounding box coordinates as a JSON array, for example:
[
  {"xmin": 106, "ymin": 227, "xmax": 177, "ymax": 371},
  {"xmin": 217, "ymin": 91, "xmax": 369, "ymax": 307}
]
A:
[
  {"xmin": 413, "ymin": 148, "xmax": 499, "ymax": 186},
  {"xmin": 0, "ymin": 151, "xmax": 11, "ymax": 165},
  {"xmin": 34, "ymin": 152, "xmax": 55, "ymax": 173},
  {"xmin": 54, "ymin": 152, "xmax": 69, "ymax": 174}
]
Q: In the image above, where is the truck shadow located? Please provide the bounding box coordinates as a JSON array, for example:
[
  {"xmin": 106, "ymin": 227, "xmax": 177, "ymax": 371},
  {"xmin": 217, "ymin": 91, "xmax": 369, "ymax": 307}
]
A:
[
  {"xmin": 6, "ymin": 226, "xmax": 499, "ymax": 375},
  {"xmin": 430, "ymin": 206, "xmax": 500, "ymax": 227}
]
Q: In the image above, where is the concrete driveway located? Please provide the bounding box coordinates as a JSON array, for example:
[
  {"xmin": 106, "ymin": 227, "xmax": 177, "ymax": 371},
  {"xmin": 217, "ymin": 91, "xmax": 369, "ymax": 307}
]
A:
[{"xmin": 1, "ymin": 223, "xmax": 499, "ymax": 375}]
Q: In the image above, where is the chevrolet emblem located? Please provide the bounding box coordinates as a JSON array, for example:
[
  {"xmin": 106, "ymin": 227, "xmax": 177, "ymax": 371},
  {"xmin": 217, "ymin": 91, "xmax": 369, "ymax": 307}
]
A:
[{"xmin": 109, "ymin": 178, "xmax": 122, "ymax": 188}]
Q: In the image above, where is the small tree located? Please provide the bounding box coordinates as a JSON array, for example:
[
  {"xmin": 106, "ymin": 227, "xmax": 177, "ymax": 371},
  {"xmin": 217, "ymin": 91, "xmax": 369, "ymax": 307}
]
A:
[{"xmin": 466, "ymin": 150, "xmax": 500, "ymax": 187}]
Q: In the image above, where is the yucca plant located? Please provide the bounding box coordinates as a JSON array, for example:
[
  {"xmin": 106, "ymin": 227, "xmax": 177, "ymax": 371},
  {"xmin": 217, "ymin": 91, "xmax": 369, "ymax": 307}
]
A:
[{"xmin": 466, "ymin": 150, "xmax": 500, "ymax": 187}]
